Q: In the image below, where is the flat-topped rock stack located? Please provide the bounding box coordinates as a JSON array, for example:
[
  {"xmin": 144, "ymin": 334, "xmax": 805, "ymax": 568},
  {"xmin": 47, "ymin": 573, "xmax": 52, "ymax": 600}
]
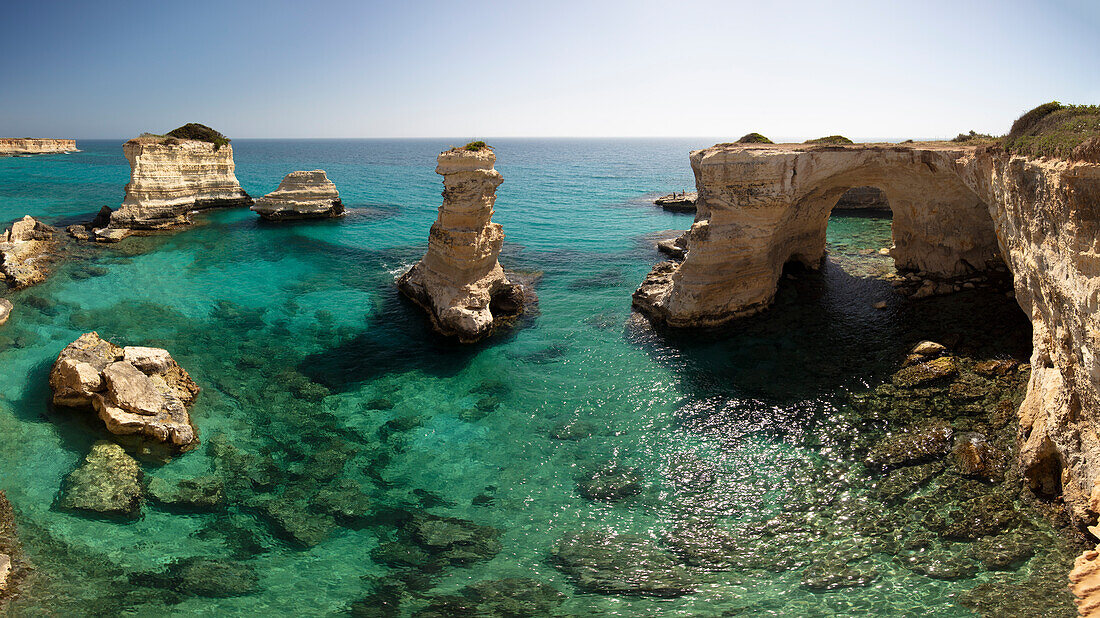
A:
[
  {"xmin": 109, "ymin": 124, "xmax": 252, "ymax": 230},
  {"xmin": 397, "ymin": 145, "xmax": 528, "ymax": 342},
  {"xmin": 654, "ymin": 191, "xmax": 697, "ymax": 212},
  {"xmin": 251, "ymin": 170, "xmax": 344, "ymax": 220},
  {"xmin": 0, "ymin": 138, "xmax": 77, "ymax": 156}
]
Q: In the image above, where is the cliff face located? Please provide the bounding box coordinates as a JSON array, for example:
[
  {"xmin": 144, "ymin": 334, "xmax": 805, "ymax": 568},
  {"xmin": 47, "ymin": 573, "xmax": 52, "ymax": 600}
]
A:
[
  {"xmin": 251, "ymin": 170, "xmax": 344, "ymax": 220},
  {"xmin": 397, "ymin": 148, "xmax": 527, "ymax": 342},
  {"xmin": 111, "ymin": 138, "xmax": 251, "ymax": 229},
  {"xmin": 633, "ymin": 144, "xmax": 1000, "ymax": 327},
  {"xmin": 957, "ymin": 152, "xmax": 1100, "ymax": 525},
  {"xmin": 0, "ymin": 139, "xmax": 77, "ymax": 156}
]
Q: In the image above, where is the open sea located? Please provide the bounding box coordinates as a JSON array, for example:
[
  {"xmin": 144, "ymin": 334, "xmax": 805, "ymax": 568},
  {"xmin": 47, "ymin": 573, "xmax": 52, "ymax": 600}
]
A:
[{"xmin": 0, "ymin": 139, "xmax": 1079, "ymax": 616}]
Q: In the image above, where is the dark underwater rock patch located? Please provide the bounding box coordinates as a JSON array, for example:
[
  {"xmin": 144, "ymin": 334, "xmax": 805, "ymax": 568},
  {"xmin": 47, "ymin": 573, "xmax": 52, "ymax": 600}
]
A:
[{"xmin": 551, "ymin": 530, "xmax": 696, "ymax": 598}]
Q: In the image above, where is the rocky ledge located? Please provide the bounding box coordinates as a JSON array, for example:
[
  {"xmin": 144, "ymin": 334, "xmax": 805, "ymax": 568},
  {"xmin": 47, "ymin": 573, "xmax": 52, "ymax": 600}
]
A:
[
  {"xmin": 0, "ymin": 215, "xmax": 59, "ymax": 289},
  {"xmin": 0, "ymin": 138, "xmax": 77, "ymax": 156},
  {"xmin": 110, "ymin": 132, "xmax": 251, "ymax": 230},
  {"xmin": 397, "ymin": 146, "xmax": 530, "ymax": 342},
  {"xmin": 49, "ymin": 333, "xmax": 201, "ymax": 455},
  {"xmin": 251, "ymin": 170, "xmax": 344, "ymax": 220},
  {"xmin": 654, "ymin": 191, "xmax": 697, "ymax": 212}
]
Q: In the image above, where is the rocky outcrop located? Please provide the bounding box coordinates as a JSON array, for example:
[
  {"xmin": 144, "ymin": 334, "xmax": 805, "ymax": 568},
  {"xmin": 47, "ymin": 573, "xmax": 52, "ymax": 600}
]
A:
[
  {"xmin": 1072, "ymin": 538, "xmax": 1100, "ymax": 617},
  {"xmin": 49, "ymin": 333, "xmax": 201, "ymax": 454},
  {"xmin": 111, "ymin": 137, "xmax": 251, "ymax": 230},
  {"xmin": 655, "ymin": 192, "xmax": 697, "ymax": 212},
  {"xmin": 0, "ymin": 139, "xmax": 77, "ymax": 156},
  {"xmin": 251, "ymin": 170, "xmax": 344, "ymax": 220},
  {"xmin": 953, "ymin": 152, "xmax": 1100, "ymax": 528},
  {"xmin": 397, "ymin": 147, "xmax": 529, "ymax": 342},
  {"xmin": 0, "ymin": 491, "xmax": 22, "ymax": 600},
  {"xmin": 0, "ymin": 215, "xmax": 59, "ymax": 289},
  {"xmin": 633, "ymin": 141, "xmax": 1100, "ymax": 532},
  {"xmin": 633, "ymin": 143, "xmax": 1000, "ymax": 327}
]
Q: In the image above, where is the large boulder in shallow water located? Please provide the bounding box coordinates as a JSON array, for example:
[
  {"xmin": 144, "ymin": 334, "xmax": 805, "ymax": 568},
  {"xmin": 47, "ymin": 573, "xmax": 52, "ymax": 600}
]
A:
[
  {"xmin": 0, "ymin": 215, "xmax": 58, "ymax": 289},
  {"xmin": 49, "ymin": 332, "xmax": 201, "ymax": 454},
  {"xmin": 0, "ymin": 298, "xmax": 11, "ymax": 326},
  {"xmin": 59, "ymin": 441, "xmax": 144, "ymax": 518},
  {"xmin": 551, "ymin": 530, "xmax": 696, "ymax": 597},
  {"xmin": 251, "ymin": 170, "xmax": 344, "ymax": 220}
]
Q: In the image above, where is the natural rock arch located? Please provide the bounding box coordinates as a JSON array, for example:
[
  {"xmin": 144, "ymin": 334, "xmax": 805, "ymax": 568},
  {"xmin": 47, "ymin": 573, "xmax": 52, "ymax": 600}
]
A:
[{"xmin": 634, "ymin": 144, "xmax": 1001, "ymax": 327}]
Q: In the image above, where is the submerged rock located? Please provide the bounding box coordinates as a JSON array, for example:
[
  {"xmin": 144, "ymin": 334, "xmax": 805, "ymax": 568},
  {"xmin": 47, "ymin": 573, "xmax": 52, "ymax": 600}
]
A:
[
  {"xmin": 406, "ymin": 512, "xmax": 502, "ymax": 565},
  {"xmin": 155, "ymin": 557, "xmax": 258, "ymax": 598},
  {"xmin": 49, "ymin": 333, "xmax": 201, "ymax": 454},
  {"xmin": 950, "ymin": 432, "xmax": 1002, "ymax": 480},
  {"xmin": 251, "ymin": 170, "xmax": 344, "ymax": 220},
  {"xmin": 0, "ymin": 298, "xmax": 10, "ymax": 326},
  {"xmin": 576, "ymin": 462, "xmax": 644, "ymax": 502},
  {"xmin": 865, "ymin": 420, "xmax": 952, "ymax": 471},
  {"xmin": 551, "ymin": 530, "xmax": 696, "ymax": 597},
  {"xmin": 259, "ymin": 497, "xmax": 336, "ymax": 548},
  {"xmin": 147, "ymin": 475, "xmax": 225, "ymax": 511},
  {"xmin": 892, "ymin": 357, "xmax": 959, "ymax": 388},
  {"xmin": 58, "ymin": 441, "xmax": 144, "ymax": 518},
  {"xmin": 418, "ymin": 578, "xmax": 565, "ymax": 617}
]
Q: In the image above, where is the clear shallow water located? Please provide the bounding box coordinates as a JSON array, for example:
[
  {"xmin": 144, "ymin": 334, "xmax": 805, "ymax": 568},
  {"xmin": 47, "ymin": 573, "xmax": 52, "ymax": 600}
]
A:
[{"xmin": 0, "ymin": 140, "xmax": 1078, "ymax": 616}]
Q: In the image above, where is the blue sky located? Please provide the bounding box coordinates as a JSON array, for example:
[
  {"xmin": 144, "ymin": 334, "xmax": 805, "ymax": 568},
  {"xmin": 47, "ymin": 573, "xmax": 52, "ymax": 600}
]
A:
[{"xmin": 1, "ymin": 0, "xmax": 1097, "ymax": 139}]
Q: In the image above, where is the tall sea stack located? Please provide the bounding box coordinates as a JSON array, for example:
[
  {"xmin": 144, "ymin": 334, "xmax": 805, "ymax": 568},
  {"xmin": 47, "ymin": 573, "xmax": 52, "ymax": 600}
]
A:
[
  {"xmin": 110, "ymin": 124, "xmax": 252, "ymax": 230},
  {"xmin": 397, "ymin": 145, "xmax": 527, "ymax": 342}
]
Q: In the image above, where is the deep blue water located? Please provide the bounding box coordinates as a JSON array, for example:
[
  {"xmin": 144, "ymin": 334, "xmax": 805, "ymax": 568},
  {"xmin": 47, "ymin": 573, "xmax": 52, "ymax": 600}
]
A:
[{"xmin": 0, "ymin": 140, "xmax": 1070, "ymax": 616}]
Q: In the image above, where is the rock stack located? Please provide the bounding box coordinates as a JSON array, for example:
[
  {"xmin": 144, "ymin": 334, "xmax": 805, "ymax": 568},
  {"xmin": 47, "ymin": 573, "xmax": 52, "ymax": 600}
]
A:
[
  {"xmin": 49, "ymin": 332, "xmax": 201, "ymax": 454},
  {"xmin": 397, "ymin": 146, "xmax": 528, "ymax": 342},
  {"xmin": 251, "ymin": 170, "xmax": 344, "ymax": 220},
  {"xmin": 110, "ymin": 128, "xmax": 251, "ymax": 230},
  {"xmin": 0, "ymin": 138, "xmax": 78, "ymax": 156}
]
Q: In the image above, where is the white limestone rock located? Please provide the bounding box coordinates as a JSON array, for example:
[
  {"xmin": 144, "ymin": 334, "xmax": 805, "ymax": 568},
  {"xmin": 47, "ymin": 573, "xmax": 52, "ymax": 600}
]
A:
[{"xmin": 251, "ymin": 170, "xmax": 344, "ymax": 220}]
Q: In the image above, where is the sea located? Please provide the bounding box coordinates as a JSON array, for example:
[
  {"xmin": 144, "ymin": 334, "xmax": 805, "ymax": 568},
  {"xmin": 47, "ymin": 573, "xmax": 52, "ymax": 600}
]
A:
[{"xmin": 0, "ymin": 139, "xmax": 1079, "ymax": 616}]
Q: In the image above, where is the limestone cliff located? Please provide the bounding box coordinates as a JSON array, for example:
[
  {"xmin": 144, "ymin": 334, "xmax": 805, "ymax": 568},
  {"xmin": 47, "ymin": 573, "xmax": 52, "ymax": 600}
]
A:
[
  {"xmin": 251, "ymin": 170, "xmax": 344, "ymax": 220},
  {"xmin": 397, "ymin": 147, "xmax": 527, "ymax": 342},
  {"xmin": 956, "ymin": 151, "xmax": 1100, "ymax": 526},
  {"xmin": 633, "ymin": 143, "xmax": 1000, "ymax": 327},
  {"xmin": 111, "ymin": 137, "xmax": 251, "ymax": 230},
  {"xmin": 0, "ymin": 139, "xmax": 77, "ymax": 156}
]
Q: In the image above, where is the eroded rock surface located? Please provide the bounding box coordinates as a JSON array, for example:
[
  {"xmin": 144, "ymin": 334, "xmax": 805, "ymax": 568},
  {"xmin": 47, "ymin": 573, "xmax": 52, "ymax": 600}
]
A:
[
  {"xmin": 111, "ymin": 137, "xmax": 251, "ymax": 229},
  {"xmin": 49, "ymin": 332, "xmax": 201, "ymax": 453},
  {"xmin": 397, "ymin": 147, "xmax": 530, "ymax": 342},
  {"xmin": 0, "ymin": 216, "xmax": 58, "ymax": 289},
  {"xmin": 0, "ymin": 138, "xmax": 77, "ymax": 156},
  {"xmin": 251, "ymin": 170, "xmax": 344, "ymax": 220}
]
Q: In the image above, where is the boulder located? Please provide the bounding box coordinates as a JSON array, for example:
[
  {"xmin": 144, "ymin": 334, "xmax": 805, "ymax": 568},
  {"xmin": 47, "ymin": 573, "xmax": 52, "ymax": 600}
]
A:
[
  {"xmin": 865, "ymin": 421, "xmax": 953, "ymax": 471},
  {"xmin": 49, "ymin": 333, "xmax": 201, "ymax": 453},
  {"xmin": 0, "ymin": 298, "xmax": 11, "ymax": 326},
  {"xmin": 576, "ymin": 462, "xmax": 644, "ymax": 502},
  {"xmin": 58, "ymin": 441, "xmax": 144, "ymax": 518},
  {"xmin": 164, "ymin": 557, "xmax": 259, "ymax": 597},
  {"xmin": 147, "ymin": 476, "xmax": 225, "ymax": 510},
  {"xmin": 251, "ymin": 170, "xmax": 344, "ymax": 220}
]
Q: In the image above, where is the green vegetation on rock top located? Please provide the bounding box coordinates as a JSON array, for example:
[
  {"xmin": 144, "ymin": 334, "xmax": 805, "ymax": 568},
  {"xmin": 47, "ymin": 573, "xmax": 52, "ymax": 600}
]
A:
[
  {"xmin": 951, "ymin": 130, "xmax": 997, "ymax": 144},
  {"xmin": 463, "ymin": 140, "xmax": 489, "ymax": 151},
  {"xmin": 1003, "ymin": 102, "xmax": 1100, "ymax": 162},
  {"xmin": 737, "ymin": 133, "xmax": 773, "ymax": 144},
  {"xmin": 164, "ymin": 123, "xmax": 231, "ymax": 151},
  {"xmin": 805, "ymin": 135, "xmax": 854, "ymax": 145}
]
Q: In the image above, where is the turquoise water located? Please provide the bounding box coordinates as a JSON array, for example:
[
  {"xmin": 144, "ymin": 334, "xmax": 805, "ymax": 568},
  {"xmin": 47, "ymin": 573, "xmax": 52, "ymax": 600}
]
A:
[{"xmin": 0, "ymin": 141, "xmax": 1079, "ymax": 616}]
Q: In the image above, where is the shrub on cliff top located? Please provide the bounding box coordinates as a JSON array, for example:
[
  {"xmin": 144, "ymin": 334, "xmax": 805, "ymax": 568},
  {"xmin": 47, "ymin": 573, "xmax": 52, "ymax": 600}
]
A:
[
  {"xmin": 165, "ymin": 123, "xmax": 231, "ymax": 151},
  {"xmin": 737, "ymin": 133, "xmax": 773, "ymax": 144},
  {"xmin": 951, "ymin": 130, "xmax": 997, "ymax": 143},
  {"xmin": 1003, "ymin": 102, "xmax": 1100, "ymax": 161},
  {"xmin": 805, "ymin": 135, "xmax": 853, "ymax": 145},
  {"xmin": 463, "ymin": 140, "xmax": 488, "ymax": 151}
]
